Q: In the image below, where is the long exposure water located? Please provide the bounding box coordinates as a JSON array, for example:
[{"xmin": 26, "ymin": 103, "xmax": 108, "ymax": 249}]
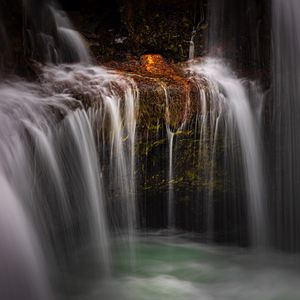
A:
[
  {"xmin": 204, "ymin": 0, "xmax": 267, "ymax": 247},
  {"xmin": 1, "ymin": 0, "xmax": 300, "ymax": 299},
  {"xmin": 0, "ymin": 19, "xmax": 139, "ymax": 296},
  {"xmin": 272, "ymin": 0, "xmax": 300, "ymax": 251},
  {"xmin": 187, "ymin": 58, "xmax": 266, "ymax": 247},
  {"xmin": 60, "ymin": 234, "xmax": 300, "ymax": 300}
]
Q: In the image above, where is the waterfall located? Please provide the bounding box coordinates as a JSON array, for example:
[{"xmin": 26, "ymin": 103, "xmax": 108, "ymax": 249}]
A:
[
  {"xmin": 194, "ymin": 0, "xmax": 267, "ymax": 247},
  {"xmin": 0, "ymin": 0, "xmax": 288, "ymax": 297},
  {"xmin": 272, "ymin": 0, "xmax": 300, "ymax": 251},
  {"xmin": 0, "ymin": 78, "xmax": 110, "ymax": 267},
  {"xmin": 189, "ymin": 58, "xmax": 266, "ymax": 247},
  {"xmin": 51, "ymin": 7, "xmax": 91, "ymax": 64},
  {"xmin": 0, "ymin": 56, "xmax": 139, "ymax": 297},
  {"xmin": 24, "ymin": 0, "xmax": 90, "ymax": 64},
  {"xmin": 0, "ymin": 173, "xmax": 52, "ymax": 300},
  {"xmin": 0, "ymin": 0, "xmax": 142, "ymax": 292},
  {"xmin": 41, "ymin": 64, "xmax": 139, "ymax": 240},
  {"xmin": 63, "ymin": 110, "xmax": 110, "ymax": 269}
]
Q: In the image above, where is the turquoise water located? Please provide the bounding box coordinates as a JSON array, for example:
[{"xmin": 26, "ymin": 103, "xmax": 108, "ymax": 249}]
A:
[{"xmin": 60, "ymin": 234, "xmax": 300, "ymax": 300}]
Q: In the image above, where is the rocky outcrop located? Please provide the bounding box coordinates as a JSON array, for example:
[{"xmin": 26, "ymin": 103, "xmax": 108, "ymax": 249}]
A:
[
  {"xmin": 105, "ymin": 54, "xmax": 205, "ymax": 127},
  {"xmin": 64, "ymin": 0, "xmax": 209, "ymax": 62}
]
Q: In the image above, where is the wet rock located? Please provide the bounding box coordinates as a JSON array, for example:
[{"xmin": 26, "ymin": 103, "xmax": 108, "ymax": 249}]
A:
[{"xmin": 105, "ymin": 54, "xmax": 205, "ymax": 128}]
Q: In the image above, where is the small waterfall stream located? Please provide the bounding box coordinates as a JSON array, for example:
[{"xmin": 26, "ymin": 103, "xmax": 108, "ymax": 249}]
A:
[
  {"xmin": 161, "ymin": 85, "xmax": 176, "ymax": 229},
  {"xmin": 188, "ymin": 30, "xmax": 196, "ymax": 60},
  {"xmin": 161, "ymin": 82, "xmax": 190, "ymax": 230}
]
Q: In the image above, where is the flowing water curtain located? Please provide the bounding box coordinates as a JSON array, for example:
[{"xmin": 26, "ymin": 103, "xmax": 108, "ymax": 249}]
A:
[
  {"xmin": 0, "ymin": 63, "xmax": 141, "ymax": 298},
  {"xmin": 0, "ymin": 173, "xmax": 52, "ymax": 300},
  {"xmin": 272, "ymin": 0, "xmax": 300, "ymax": 251},
  {"xmin": 0, "ymin": 0, "xmax": 141, "ymax": 296},
  {"xmin": 199, "ymin": 0, "xmax": 268, "ymax": 246},
  {"xmin": 187, "ymin": 63, "xmax": 227, "ymax": 241},
  {"xmin": 0, "ymin": 71, "xmax": 121, "ymax": 299},
  {"xmin": 0, "ymin": 82, "xmax": 70, "ymax": 300},
  {"xmin": 24, "ymin": 0, "xmax": 90, "ymax": 64},
  {"xmin": 187, "ymin": 58, "xmax": 267, "ymax": 247},
  {"xmin": 93, "ymin": 75, "xmax": 139, "ymax": 240},
  {"xmin": 41, "ymin": 63, "xmax": 140, "ymax": 239},
  {"xmin": 60, "ymin": 110, "xmax": 110, "ymax": 269}
]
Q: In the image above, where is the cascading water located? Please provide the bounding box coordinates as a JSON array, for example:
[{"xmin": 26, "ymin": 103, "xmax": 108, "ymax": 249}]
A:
[
  {"xmin": 0, "ymin": 67, "xmax": 139, "ymax": 298},
  {"xmin": 50, "ymin": 6, "xmax": 91, "ymax": 63},
  {"xmin": 189, "ymin": 0, "xmax": 267, "ymax": 247},
  {"xmin": 188, "ymin": 58, "xmax": 266, "ymax": 247},
  {"xmin": 271, "ymin": 0, "xmax": 300, "ymax": 251},
  {"xmin": 62, "ymin": 109, "xmax": 110, "ymax": 268},
  {"xmin": 41, "ymin": 64, "xmax": 139, "ymax": 240},
  {"xmin": 0, "ymin": 77, "xmax": 112, "ymax": 276},
  {"xmin": 24, "ymin": 0, "xmax": 90, "ymax": 63},
  {"xmin": 0, "ymin": 173, "xmax": 51, "ymax": 300},
  {"xmin": 3, "ymin": 0, "xmax": 300, "ymax": 299},
  {"xmin": 0, "ymin": 0, "xmax": 140, "ymax": 295}
]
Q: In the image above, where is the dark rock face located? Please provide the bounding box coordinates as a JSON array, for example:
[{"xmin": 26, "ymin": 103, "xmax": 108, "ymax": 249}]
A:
[
  {"xmin": 60, "ymin": 0, "xmax": 270, "ymax": 78},
  {"xmin": 61, "ymin": 0, "xmax": 209, "ymax": 62},
  {"xmin": 1, "ymin": 0, "xmax": 270, "ymax": 78}
]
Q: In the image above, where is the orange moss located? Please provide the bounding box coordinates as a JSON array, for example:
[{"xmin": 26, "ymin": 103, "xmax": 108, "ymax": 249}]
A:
[{"xmin": 141, "ymin": 54, "xmax": 176, "ymax": 75}]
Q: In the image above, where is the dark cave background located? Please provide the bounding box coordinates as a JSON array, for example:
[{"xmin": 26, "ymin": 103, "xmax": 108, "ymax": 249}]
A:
[{"xmin": 0, "ymin": 0, "xmax": 270, "ymax": 77}]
